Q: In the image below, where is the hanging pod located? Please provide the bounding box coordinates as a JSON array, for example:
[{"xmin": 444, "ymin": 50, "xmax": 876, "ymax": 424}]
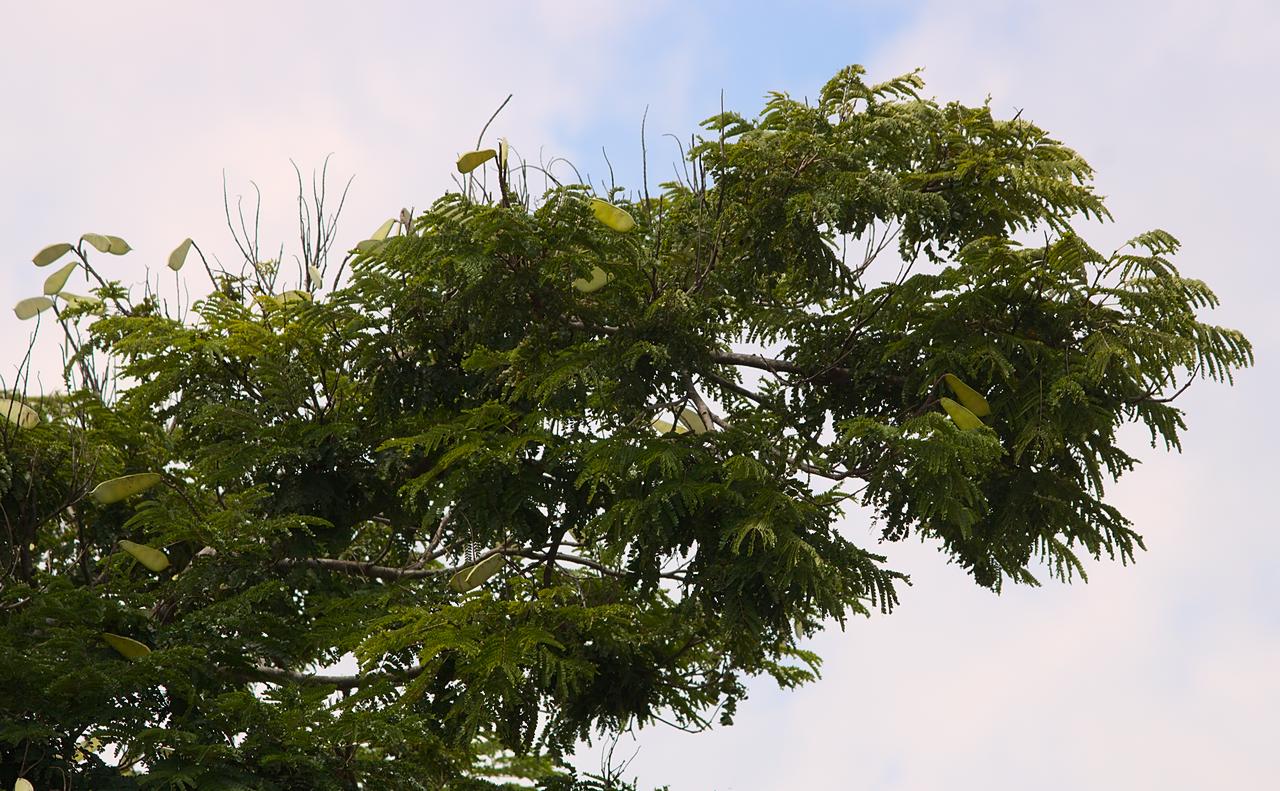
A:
[
  {"xmin": 942, "ymin": 373, "xmax": 991, "ymax": 417},
  {"xmin": 61, "ymin": 293, "xmax": 102, "ymax": 309},
  {"xmin": 14, "ymin": 297, "xmax": 54, "ymax": 320},
  {"xmin": 0, "ymin": 398, "xmax": 40, "ymax": 429},
  {"xmin": 448, "ymin": 552, "xmax": 506, "ymax": 593},
  {"xmin": 118, "ymin": 540, "xmax": 170, "ymax": 573},
  {"xmin": 652, "ymin": 418, "xmax": 688, "ymax": 435},
  {"xmin": 43, "ymin": 261, "xmax": 79, "ymax": 295},
  {"xmin": 590, "ymin": 198, "xmax": 636, "ymax": 233},
  {"xmin": 101, "ymin": 632, "xmax": 151, "ymax": 659},
  {"xmin": 168, "ymin": 238, "xmax": 193, "ymax": 271},
  {"xmin": 32, "ymin": 242, "xmax": 74, "ymax": 267},
  {"xmin": 89, "ymin": 473, "xmax": 163, "ymax": 505},
  {"xmin": 456, "ymin": 149, "xmax": 497, "ymax": 174},
  {"xmin": 572, "ymin": 266, "xmax": 610, "ymax": 293},
  {"xmin": 677, "ymin": 407, "xmax": 709, "ymax": 434},
  {"xmin": 940, "ymin": 397, "xmax": 984, "ymax": 431}
]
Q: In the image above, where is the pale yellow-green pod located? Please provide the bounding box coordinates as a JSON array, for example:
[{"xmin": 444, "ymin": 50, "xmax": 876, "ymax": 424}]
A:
[
  {"xmin": 33, "ymin": 242, "xmax": 74, "ymax": 267},
  {"xmin": 943, "ymin": 373, "xmax": 991, "ymax": 417},
  {"xmin": 168, "ymin": 238, "xmax": 193, "ymax": 271},
  {"xmin": 456, "ymin": 149, "xmax": 497, "ymax": 174},
  {"xmin": 101, "ymin": 632, "xmax": 151, "ymax": 659},
  {"xmin": 572, "ymin": 266, "xmax": 610, "ymax": 293},
  {"xmin": 940, "ymin": 397, "xmax": 983, "ymax": 430},
  {"xmin": 590, "ymin": 199, "xmax": 636, "ymax": 233},
  {"xmin": 0, "ymin": 398, "xmax": 39, "ymax": 429},
  {"xmin": 449, "ymin": 553, "xmax": 505, "ymax": 592},
  {"xmin": 14, "ymin": 296, "xmax": 54, "ymax": 320},
  {"xmin": 89, "ymin": 473, "xmax": 164, "ymax": 505},
  {"xmin": 43, "ymin": 261, "xmax": 79, "ymax": 295},
  {"xmin": 119, "ymin": 540, "xmax": 170, "ymax": 573}
]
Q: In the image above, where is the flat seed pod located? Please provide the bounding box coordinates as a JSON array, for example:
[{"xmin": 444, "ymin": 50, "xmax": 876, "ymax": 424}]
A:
[
  {"xmin": 1, "ymin": 398, "xmax": 40, "ymax": 428},
  {"xmin": 60, "ymin": 292, "xmax": 102, "ymax": 308},
  {"xmin": 279, "ymin": 289, "xmax": 312, "ymax": 304},
  {"xmin": 119, "ymin": 539, "xmax": 170, "ymax": 572},
  {"xmin": 354, "ymin": 239, "xmax": 387, "ymax": 254},
  {"xmin": 14, "ymin": 296, "xmax": 54, "ymax": 320},
  {"xmin": 168, "ymin": 238, "xmax": 193, "ymax": 271},
  {"xmin": 16, "ymin": 778, "xmax": 35, "ymax": 791},
  {"xmin": 943, "ymin": 373, "xmax": 991, "ymax": 417},
  {"xmin": 449, "ymin": 553, "xmax": 505, "ymax": 593},
  {"xmin": 678, "ymin": 407, "xmax": 709, "ymax": 434},
  {"xmin": 89, "ymin": 472, "xmax": 163, "ymax": 505},
  {"xmin": 43, "ymin": 261, "xmax": 79, "ymax": 295},
  {"xmin": 106, "ymin": 235, "xmax": 131, "ymax": 255},
  {"xmin": 308, "ymin": 264, "xmax": 323, "ymax": 288},
  {"xmin": 498, "ymin": 138, "xmax": 509, "ymax": 168},
  {"xmin": 81, "ymin": 233, "xmax": 113, "ymax": 253},
  {"xmin": 572, "ymin": 266, "xmax": 610, "ymax": 293},
  {"xmin": 456, "ymin": 149, "xmax": 496, "ymax": 174},
  {"xmin": 33, "ymin": 242, "xmax": 73, "ymax": 267},
  {"xmin": 371, "ymin": 218, "xmax": 396, "ymax": 241},
  {"xmin": 940, "ymin": 397, "xmax": 984, "ymax": 431},
  {"xmin": 651, "ymin": 418, "xmax": 689, "ymax": 435},
  {"xmin": 101, "ymin": 632, "xmax": 151, "ymax": 659},
  {"xmin": 590, "ymin": 198, "xmax": 636, "ymax": 233}
]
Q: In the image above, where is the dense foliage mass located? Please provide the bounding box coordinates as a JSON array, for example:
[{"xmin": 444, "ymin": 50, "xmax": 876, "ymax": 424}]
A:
[{"xmin": 1, "ymin": 66, "xmax": 1251, "ymax": 788}]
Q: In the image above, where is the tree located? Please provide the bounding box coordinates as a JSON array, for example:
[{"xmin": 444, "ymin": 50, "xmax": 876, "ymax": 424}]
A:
[{"xmin": 0, "ymin": 65, "xmax": 1252, "ymax": 789}]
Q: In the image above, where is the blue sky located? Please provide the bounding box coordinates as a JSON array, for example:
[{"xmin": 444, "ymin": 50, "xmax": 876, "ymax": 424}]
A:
[{"xmin": 3, "ymin": 2, "xmax": 1277, "ymax": 788}]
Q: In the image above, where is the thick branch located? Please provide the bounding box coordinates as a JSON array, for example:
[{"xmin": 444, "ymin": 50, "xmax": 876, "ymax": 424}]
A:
[{"xmin": 243, "ymin": 661, "xmax": 426, "ymax": 690}]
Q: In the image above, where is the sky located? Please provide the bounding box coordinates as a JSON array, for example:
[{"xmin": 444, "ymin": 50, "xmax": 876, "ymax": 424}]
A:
[{"xmin": 3, "ymin": 1, "xmax": 1278, "ymax": 788}]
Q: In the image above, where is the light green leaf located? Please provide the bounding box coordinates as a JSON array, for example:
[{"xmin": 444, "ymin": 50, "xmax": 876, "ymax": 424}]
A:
[
  {"xmin": 14, "ymin": 297, "xmax": 54, "ymax": 320},
  {"xmin": 81, "ymin": 233, "xmax": 112, "ymax": 253},
  {"xmin": 371, "ymin": 218, "xmax": 397, "ymax": 241},
  {"xmin": 279, "ymin": 289, "xmax": 312, "ymax": 304},
  {"xmin": 456, "ymin": 149, "xmax": 496, "ymax": 174},
  {"xmin": 43, "ymin": 261, "xmax": 78, "ymax": 295},
  {"xmin": 101, "ymin": 632, "xmax": 151, "ymax": 659},
  {"xmin": 168, "ymin": 238, "xmax": 193, "ymax": 271},
  {"xmin": 89, "ymin": 472, "xmax": 163, "ymax": 505},
  {"xmin": 106, "ymin": 235, "xmax": 131, "ymax": 255},
  {"xmin": 940, "ymin": 397, "xmax": 984, "ymax": 430},
  {"xmin": 32, "ymin": 242, "xmax": 73, "ymax": 267},
  {"xmin": 0, "ymin": 398, "xmax": 39, "ymax": 429},
  {"xmin": 591, "ymin": 198, "xmax": 636, "ymax": 233},
  {"xmin": 448, "ymin": 552, "xmax": 506, "ymax": 592},
  {"xmin": 943, "ymin": 373, "xmax": 991, "ymax": 417},
  {"xmin": 119, "ymin": 540, "xmax": 170, "ymax": 572},
  {"xmin": 572, "ymin": 266, "xmax": 610, "ymax": 293}
]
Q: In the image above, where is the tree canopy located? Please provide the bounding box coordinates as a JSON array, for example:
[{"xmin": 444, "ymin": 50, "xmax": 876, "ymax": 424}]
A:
[{"xmin": 0, "ymin": 65, "xmax": 1252, "ymax": 789}]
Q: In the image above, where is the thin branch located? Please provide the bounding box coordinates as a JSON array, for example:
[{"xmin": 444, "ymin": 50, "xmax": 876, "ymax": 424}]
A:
[{"xmin": 475, "ymin": 94, "xmax": 513, "ymax": 150}]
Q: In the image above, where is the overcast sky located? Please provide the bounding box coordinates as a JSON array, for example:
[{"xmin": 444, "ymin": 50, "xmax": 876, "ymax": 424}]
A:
[{"xmin": 3, "ymin": 2, "xmax": 1277, "ymax": 788}]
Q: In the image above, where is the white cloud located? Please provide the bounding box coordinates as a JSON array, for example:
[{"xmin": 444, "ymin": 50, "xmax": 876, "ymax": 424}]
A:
[{"xmin": 0, "ymin": 0, "xmax": 662, "ymax": 383}]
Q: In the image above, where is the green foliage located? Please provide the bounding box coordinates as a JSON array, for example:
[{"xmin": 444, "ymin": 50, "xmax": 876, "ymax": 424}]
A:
[{"xmin": 0, "ymin": 64, "xmax": 1250, "ymax": 788}]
